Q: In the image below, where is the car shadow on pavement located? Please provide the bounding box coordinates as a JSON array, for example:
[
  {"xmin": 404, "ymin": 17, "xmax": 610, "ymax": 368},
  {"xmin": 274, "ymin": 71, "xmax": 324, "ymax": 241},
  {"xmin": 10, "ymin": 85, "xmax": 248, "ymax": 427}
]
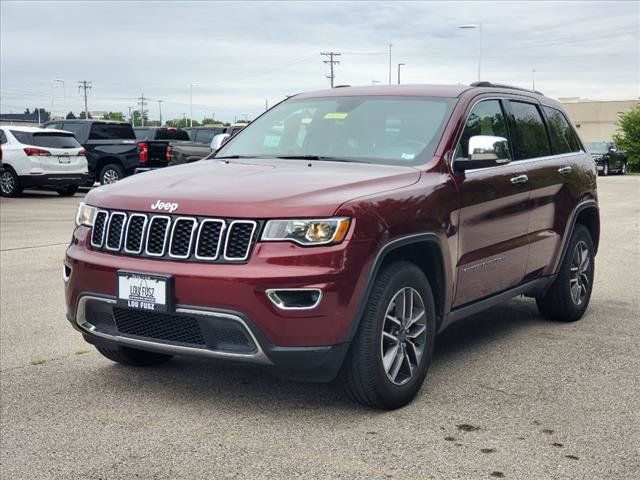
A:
[{"xmin": 88, "ymin": 297, "xmax": 547, "ymax": 413}]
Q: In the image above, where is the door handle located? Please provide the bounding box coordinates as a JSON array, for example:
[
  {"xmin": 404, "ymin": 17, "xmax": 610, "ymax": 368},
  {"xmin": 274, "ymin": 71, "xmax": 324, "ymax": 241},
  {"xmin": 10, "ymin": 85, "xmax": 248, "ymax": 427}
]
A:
[
  {"xmin": 558, "ymin": 166, "xmax": 573, "ymax": 175},
  {"xmin": 510, "ymin": 174, "xmax": 529, "ymax": 185}
]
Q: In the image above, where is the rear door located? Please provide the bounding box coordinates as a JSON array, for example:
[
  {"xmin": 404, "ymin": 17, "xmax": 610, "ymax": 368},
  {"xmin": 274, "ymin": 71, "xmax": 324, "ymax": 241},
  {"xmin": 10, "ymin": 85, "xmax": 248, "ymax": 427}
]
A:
[
  {"xmin": 452, "ymin": 98, "xmax": 531, "ymax": 307},
  {"xmin": 522, "ymin": 104, "xmax": 582, "ymax": 277}
]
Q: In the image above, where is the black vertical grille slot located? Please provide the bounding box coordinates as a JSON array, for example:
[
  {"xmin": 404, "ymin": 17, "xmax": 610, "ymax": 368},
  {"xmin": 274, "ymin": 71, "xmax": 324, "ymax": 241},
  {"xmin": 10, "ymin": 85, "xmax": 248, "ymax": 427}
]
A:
[
  {"xmin": 106, "ymin": 213, "xmax": 126, "ymax": 250},
  {"xmin": 196, "ymin": 220, "xmax": 224, "ymax": 259},
  {"xmin": 224, "ymin": 221, "xmax": 256, "ymax": 260},
  {"xmin": 125, "ymin": 215, "xmax": 146, "ymax": 253},
  {"xmin": 146, "ymin": 217, "xmax": 170, "ymax": 255},
  {"xmin": 91, "ymin": 211, "xmax": 108, "ymax": 247},
  {"xmin": 169, "ymin": 218, "xmax": 196, "ymax": 258}
]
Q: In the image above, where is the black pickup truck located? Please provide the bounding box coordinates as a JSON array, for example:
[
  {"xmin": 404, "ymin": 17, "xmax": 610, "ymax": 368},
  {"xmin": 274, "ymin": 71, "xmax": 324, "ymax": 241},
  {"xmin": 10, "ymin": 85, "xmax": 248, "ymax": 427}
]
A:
[
  {"xmin": 42, "ymin": 120, "xmax": 141, "ymax": 185},
  {"xmin": 134, "ymin": 127, "xmax": 192, "ymax": 171}
]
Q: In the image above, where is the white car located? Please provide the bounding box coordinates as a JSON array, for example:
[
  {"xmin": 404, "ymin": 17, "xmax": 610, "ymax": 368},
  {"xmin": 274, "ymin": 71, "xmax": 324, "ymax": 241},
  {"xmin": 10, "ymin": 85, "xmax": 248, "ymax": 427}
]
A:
[{"xmin": 0, "ymin": 126, "xmax": 90, "ymax": 197}]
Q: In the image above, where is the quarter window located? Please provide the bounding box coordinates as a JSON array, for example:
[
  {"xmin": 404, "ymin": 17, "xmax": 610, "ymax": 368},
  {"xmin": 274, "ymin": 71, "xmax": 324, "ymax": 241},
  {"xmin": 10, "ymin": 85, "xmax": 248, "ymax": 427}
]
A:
[
  {"xmin": 457, "ymin": 100, "xmax": 510, "ymax": 159},
  {"xmin": 543, "ymin": 107, "xmax": 580, "ymax": 154},
  {"xmin": 508, "ymin": 101, "xmax": 551, "ymax": 160}
]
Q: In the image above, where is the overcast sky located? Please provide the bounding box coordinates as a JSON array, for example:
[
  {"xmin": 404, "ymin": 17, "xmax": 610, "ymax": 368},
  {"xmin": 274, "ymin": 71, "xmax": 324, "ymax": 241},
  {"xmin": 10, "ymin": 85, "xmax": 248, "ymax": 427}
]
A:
[{"xmin": 1, "ymin": 1, "xmax": 638, "ymax": 122}]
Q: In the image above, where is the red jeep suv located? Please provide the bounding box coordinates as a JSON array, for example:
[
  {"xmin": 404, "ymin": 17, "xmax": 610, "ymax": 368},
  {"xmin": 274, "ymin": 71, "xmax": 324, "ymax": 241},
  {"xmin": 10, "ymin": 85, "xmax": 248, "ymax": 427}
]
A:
[{"xmin": 65, "ymin": 82, "xmax": 599, "ymax": 409}]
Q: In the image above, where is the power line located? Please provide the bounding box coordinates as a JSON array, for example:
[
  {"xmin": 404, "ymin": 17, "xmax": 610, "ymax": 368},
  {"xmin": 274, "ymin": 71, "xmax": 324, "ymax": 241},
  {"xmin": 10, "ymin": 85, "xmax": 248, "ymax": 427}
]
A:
[
  {"xmin": 321, "ymin": 52, "xmax": 341, "ymax": 88},
  {"xmin": 78, "ymin": 80, "xmax": 92, "ymax": 118}
]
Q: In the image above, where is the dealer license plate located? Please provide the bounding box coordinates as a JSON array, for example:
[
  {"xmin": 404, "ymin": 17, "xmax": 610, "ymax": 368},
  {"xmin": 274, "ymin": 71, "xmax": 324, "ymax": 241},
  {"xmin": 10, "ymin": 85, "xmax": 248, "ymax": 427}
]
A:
[{"xmin": 117, "ymin": 271, "xmax": 173, "ymax": 312}]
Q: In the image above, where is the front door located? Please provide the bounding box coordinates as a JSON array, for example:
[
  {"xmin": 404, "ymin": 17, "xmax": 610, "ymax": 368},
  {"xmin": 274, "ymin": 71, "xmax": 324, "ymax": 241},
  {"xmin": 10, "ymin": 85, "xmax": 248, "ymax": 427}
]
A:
[{"xmin": 452, "ymin": 98, "xmax": 531, "ymax": 307}]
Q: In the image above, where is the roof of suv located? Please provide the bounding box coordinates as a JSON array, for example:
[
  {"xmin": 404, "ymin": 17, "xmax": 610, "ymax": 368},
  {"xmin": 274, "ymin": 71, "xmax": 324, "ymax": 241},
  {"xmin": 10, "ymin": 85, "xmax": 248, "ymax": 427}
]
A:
[
  {"xmin": 294, "ymin": 82, "xmax": 547, "ymax": 101},
  {"xmin": 1, "ymin": 125, "xmax": 71, "ymax": 134}
]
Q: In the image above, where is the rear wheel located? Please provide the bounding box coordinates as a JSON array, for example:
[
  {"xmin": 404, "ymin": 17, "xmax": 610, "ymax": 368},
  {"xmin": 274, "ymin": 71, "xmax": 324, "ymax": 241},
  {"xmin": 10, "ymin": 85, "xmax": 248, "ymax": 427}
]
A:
[
  {"xmin": 602, "ymin": 161, "xmax": 609, "ymax": 176},
  {"xmin": 340, "ymin": 261, "xmax": 436, "ymax": 409},
  {"xmin": 56, "ymin": 185, "xmax": 79, "ymax": 196},
  {"xmin": 95, "ymin": 343, "xmax": 173, "ymax": 366},
  {"xmin": 536, "ymin": 224, "xmax": 595, "ymax": 322},
  {"xmin": 619, "ymin": 162, "xmax": 627, "ymax": 175},
  {"xmin": 99, "ymin": 163, "xmax": 124, "ymax": 185},
  {"xmin": 0, "ymin": 167, "xmax": 22, "ymax": 197}
]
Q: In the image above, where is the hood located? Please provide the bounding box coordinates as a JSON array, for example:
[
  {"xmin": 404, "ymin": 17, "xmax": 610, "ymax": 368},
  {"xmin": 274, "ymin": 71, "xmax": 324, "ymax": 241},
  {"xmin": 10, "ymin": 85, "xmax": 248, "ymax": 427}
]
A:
[{"xmin": 85, "ymin": 158, "xmax": 421, "ymax": 218}]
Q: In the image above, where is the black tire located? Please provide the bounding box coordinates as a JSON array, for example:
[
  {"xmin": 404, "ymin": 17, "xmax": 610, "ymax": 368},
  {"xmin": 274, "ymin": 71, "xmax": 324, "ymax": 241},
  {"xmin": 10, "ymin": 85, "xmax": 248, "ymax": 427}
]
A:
[
  {"xmin": 99, "ymin": 163, "xmax": 124, "ymax": 185},
  {"xmin": 0, "ymin": 166, "xmax": 23, "ymax": 197},
  {"xmin": 536, "ymin": 224, "xmax": 595, "ymax": 322},
  {"xmin": 601, "ymin": 161, "xmax": 609, "ymax": 176},
  {"xmin": 56, "ymin": 185, "xmax": 79, "ymax": 196},
  {"xmin": 95, "ymin": 343, "xmax": 173, "ymax": 366},
  {"xmin": 619, "ymin": 162, "xmax": 627, "ymax": 175},
  {"xmin": 339, "ymin": 261, "xmax": 436, "ymax": 410}
]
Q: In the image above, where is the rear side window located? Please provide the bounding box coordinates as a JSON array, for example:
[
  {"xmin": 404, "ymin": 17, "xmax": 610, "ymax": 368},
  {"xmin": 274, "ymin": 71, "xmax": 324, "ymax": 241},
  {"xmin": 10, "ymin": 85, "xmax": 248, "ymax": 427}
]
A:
[
  {"xmin": 10, "ymin": 131, "xmax": 33, "ymax": 145},
  {"xmin": 89, "ymin": 123, "xmax": 136, "ymax": 140},
  {"xmin": 543, "ymin": 107, "xmax": 581, "ymax": 154},
  {"xmin": 457, "ymin": 100, "xmax": 510, "ymax": 159},
  {"xmin": 508, "ymin": 101, "xmax": 551, "ymax": 160},
  {"xmin": 153, "ymin": 129, "xmax": 190, "ymax": 141}
]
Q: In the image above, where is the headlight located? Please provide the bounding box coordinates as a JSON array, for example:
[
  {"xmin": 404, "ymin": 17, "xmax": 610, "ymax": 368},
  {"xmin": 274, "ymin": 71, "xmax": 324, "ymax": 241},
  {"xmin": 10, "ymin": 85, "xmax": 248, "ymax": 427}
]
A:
[
  {"xmin": 261, "ymin": 218, "xmax": 351, "ymax": 246},
  {"xmin": 75, "ymin": 202, "xmax": 97, "ymax": 227}
]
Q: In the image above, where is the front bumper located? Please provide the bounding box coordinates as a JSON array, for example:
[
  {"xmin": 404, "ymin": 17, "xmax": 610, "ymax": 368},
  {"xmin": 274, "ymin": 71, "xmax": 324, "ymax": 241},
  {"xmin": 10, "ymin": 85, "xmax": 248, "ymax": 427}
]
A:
[{"xmin": 20, "ymin": 173, "xmax": 91, "ymax": 188}]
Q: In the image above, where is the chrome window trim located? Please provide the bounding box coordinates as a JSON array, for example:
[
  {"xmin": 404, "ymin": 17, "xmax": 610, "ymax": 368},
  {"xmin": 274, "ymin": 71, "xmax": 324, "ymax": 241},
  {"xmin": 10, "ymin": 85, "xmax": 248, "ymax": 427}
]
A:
[
  {"xmin": 75, "ymin": 295, "xmax": 271, "ymax": 364},
  {"xmin": 266, "ymin": 288, "xmax": 323, "ymax": 310},
  {"xmin": 223, "ymin": 220, "xmax": 257, "ymax": 262},
  {"xmin": 168, "ymin": 217, "xmax": 198, "ymax": 259},
  {"xmin": 105, "ymin": 212, "xmax": 127, "ymax": 251},
  {"xmin": 123, "ymin": 213, "xmax": 148, "ymax": 254},
  {"xmin": 145, "ymin": 215, "xmax": 171, "ymax": 257},
  {"xmin": 90, "ymin": 209, "xmax": 109, "ymax": 248},
  {"xmin": 464, "ymin": 151, "xmax": 586, "ymax": 174},
  {"xmin": 194, "ymin": 219, "xmax": 226, "ymax": 261}
]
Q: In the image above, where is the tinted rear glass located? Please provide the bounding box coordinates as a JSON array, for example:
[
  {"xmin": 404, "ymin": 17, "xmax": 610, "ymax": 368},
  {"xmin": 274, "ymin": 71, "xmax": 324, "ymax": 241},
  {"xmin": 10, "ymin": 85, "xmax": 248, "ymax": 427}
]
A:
[
  {"xmin": 543, "ymin": 107, "xmax": 580, "ymax": 154},
  {"xmin": 89, "ymin": 123, "xmax": 136, "ymax": 140},
  {"xmin": 153, "ymin": 129, "xmax": 190, "ymax": 141},
  {"xmin": 134, "ymin": 128, "xmax": 151, "ymax": 140},
  {"xmin": 10, "ymin": 131, "xmax": 81, "ymax": 148},
  {"xmin": 508, "ymin": 101, "xmax": 551, "ymax": 160}
]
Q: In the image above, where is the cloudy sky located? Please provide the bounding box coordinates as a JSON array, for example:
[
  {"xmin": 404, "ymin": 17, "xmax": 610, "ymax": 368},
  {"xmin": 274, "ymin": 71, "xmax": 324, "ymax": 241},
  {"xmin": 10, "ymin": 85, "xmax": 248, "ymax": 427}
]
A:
[{"xmin": 1, "ymin": 1, "xmax": 638, "ymax": 122}]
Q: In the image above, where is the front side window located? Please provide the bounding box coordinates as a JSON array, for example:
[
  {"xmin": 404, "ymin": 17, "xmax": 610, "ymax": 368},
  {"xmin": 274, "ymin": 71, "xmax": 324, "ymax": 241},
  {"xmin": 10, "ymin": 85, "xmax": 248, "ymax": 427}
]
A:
[
  {"xmin": 216, "ymin": 96, "xmax": 456, "ymax": 166},
  {"xmin": 509, "ymin": 101, "xmax": 551, "ymax": 160},
  {"xmin": 457, "ymin": 100, "xmax": 510, "ymax": 159},
  {"xmin": 543, "ymin": 107, "xmax": 580, "ymax": 154}
]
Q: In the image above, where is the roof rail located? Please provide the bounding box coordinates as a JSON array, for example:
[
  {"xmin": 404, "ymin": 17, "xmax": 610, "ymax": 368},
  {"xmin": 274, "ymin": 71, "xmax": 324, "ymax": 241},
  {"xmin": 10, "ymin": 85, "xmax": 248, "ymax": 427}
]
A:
[{"xmin": 470, "ymin": 81, "xmax": 543, "ymax": 96}]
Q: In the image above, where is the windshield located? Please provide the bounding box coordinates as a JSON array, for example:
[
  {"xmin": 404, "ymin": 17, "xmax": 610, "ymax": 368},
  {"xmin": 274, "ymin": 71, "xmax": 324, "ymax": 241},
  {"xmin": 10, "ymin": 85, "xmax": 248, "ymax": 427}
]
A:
[
  {"xmin": 585, "ymin": 142, "xmax": 609, "ymax": 154},
  {"xmin": 215, "ymin": 96, "xmax": 456, "ymax": 165}
]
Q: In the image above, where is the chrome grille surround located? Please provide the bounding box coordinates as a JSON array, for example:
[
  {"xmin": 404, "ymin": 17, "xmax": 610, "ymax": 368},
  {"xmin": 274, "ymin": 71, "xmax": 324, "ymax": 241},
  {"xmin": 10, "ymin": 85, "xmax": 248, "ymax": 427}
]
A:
[{"xmin": 90, "ymin": 210, "xmax": 258, "ymax": 263}]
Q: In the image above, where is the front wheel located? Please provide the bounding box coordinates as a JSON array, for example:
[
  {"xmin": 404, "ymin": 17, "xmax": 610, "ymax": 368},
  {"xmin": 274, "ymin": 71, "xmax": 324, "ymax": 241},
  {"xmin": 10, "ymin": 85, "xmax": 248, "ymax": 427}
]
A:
[
  {"xmin": 536, "ymin": 224, "xmax": 595, "ymax": 322},
  {"xmin": 601, "ymin": 161, "xmax": 609, "ymax": 176},
  {"xmin": 95, "ymin": 343, "xmax": 173, "ymax": 366},
  {"xmin": 99, "ymin": 163, "xmax": 124, "ymax": 185},
  {"xmin": 56, "ymin": 185, "xmax": 79, "ymax": 196},
  {"xmin": 619, "ymin": 162, "xmax": 627, "ymax": 175},
  {"xmin": 340, "ymin": 261, "xmax": 436, "ymax": 409}
]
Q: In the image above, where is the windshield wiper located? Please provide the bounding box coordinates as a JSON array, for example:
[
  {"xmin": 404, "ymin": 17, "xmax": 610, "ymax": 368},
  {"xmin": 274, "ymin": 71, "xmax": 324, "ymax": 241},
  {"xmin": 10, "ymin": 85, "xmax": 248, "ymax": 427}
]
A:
[
  {"xmin": 276, "ymin": 155, "xmax": 369, "ymax": 163},
  {"xmin": 214, "ymin": 155, "xmax": 256, "ymax": 159}
]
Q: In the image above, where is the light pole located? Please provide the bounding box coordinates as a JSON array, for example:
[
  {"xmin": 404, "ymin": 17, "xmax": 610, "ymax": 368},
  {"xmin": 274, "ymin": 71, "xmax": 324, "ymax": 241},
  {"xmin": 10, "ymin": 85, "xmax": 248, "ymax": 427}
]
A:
[
  {"xmin": 397, "ymin": 63, "xmax": 405, "ymax": 85},
  {"xmin": 189, "ymin": 83, "xmax": 198, "ymax": 127},
  {"xmin": 532, "ymin": 69, "xmax": 536, "ymax": 91},
  {"xmin": 158, "ymin": 100, "xmax": 164, "ymax": 126},
  {"xmin": 51, "ymin": 79, "xmax": 64, "ymax": 119},
  {"xmin": 388, "ymin": 44, "xmax": 393, "ymax": 85},
  {"xmin": 128, "ymin": 106, "xmax": 134, "ymax": 126},
  {"xmin": 458, "ymin": 23, "xmax": 482, "ymax": 81}
]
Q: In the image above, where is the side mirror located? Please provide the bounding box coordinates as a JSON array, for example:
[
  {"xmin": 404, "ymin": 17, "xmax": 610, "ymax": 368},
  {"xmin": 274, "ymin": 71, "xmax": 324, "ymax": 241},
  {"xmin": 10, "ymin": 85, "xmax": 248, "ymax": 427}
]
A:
[
  {"xmin": 211, "ymin": 133, "xmax": 230, "ymax": 150},
  {"xmin": 453, "ymin": 135, "xmax": 511, "ymax": 172}
]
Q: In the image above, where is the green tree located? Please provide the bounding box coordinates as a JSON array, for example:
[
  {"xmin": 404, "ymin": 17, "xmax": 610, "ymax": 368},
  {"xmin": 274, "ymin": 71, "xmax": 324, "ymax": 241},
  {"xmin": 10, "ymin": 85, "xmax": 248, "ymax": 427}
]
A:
[
  {"xmin": 78, "ymin": 111, "xmax": 92, "ymax": 119},
  {"xmin": 102, "ymin": 112, "xmax": 124, "ymax": 121},
  {"xmin": 165, "ymin": 118, "xmax": 200, "ymax": 128},
  {"xmin": 613, "ymin": 104, "xmax": 640, "ymax": 172},
  {"xmin": 131, "ymin": 110, "xmax": 148, "ymax": 125},
  {"xmin": 202, "ymin": 118, "xmax": 224, "ymax": 126},
  {"xmin": 66, "ymin": 111, "xmax": 76, "ymax": 119}
]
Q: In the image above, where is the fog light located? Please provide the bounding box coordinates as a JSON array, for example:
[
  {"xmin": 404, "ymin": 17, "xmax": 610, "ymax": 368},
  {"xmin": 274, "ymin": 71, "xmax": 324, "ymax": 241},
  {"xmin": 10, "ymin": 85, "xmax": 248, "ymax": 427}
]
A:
[{"xmin": 266, "ymin": 289, "xmax": 322, "ymax": 310}]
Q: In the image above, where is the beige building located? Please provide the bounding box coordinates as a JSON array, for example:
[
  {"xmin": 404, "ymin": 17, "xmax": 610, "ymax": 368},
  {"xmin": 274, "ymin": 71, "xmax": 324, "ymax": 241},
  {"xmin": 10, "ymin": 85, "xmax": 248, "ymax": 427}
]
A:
[{"xmin": 560, "ymin": 98, "xmax": 639, "ymax": 142}]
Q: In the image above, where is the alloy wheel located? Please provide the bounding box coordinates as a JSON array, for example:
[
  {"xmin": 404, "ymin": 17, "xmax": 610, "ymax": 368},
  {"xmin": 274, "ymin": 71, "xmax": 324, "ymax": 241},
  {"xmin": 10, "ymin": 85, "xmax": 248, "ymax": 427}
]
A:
[
  {"xmin": 569, "ymin": 240, "xmax": 590, "ymax": 306},
  {"xmin": 0, "ymin": 170, "xmax": 15, "ymax": 195},
  {"xmin": 102, "ymin": 169, "xmax": 119, "ymax": 184},
  {"xmin": 380, "ymin": 287, "xmax": 427, "ymax": 385}
]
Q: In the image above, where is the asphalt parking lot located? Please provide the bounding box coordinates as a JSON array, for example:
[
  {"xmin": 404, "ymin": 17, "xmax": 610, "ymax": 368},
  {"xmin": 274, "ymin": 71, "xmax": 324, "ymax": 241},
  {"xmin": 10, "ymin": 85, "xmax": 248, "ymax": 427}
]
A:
[{"xmin": 1, "ymin": 177, "xmax": 639, "ymax": 479}]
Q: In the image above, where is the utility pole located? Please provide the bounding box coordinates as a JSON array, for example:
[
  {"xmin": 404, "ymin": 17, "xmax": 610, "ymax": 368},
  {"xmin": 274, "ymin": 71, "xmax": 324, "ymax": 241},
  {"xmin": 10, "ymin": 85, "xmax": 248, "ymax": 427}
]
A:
[
  {"xmin": 321, "ymin": 52, "xmax": 341, "ymax": 88},
  {"xmin": 265, "ymin": 99, "xmax": 268, "ymax": 111},
  {"xmin": 397, "ymin": 63, "xmax": 405, "ymax": 84},
  {"xmin": 158, "ymin": 100, "xmax": 164, "ymax": 126},
  {"xmin": 78, "ymin": 80, "xmax": 92, "ymax": 119},
  {"xmin": 388, "ymin": 44, "xmax": 393, "ymax": 85},
  {"xmin": 128, "ymin": 106, "xmax": 134, "ymax": 126},
  {"xmin": 138, "ymin": 93, "xmax": 147, "ymax": 127},
  {"xmin": 532, "ymin": 69, "xmax": 536, "ymax": 91}
]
